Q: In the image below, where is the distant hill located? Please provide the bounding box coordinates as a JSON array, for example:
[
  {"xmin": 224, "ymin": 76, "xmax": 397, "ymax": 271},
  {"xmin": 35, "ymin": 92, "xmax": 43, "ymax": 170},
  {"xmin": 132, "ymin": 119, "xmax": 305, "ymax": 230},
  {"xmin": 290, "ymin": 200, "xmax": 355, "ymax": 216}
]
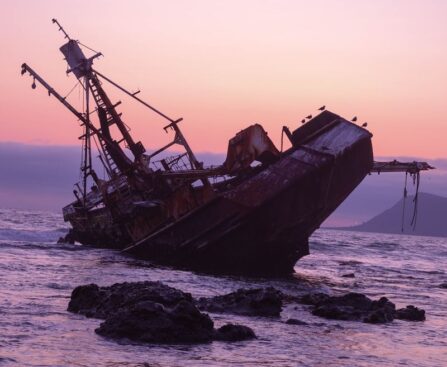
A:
[{"xmin": 344, "ymin": 192, "xmax": 447, "ymax": 237}]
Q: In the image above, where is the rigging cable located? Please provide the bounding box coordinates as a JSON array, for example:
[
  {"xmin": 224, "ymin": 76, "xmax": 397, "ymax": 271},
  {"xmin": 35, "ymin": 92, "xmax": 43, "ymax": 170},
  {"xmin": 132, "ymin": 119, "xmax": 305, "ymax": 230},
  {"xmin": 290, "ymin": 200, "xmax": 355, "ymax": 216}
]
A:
[
  {"xmin": 63, "ymin": 82, "xmax": 79, "ymax": 100},
  {"xmin": 77, "ymin": 40, "xmax": 101, "ymax": 55},
  {"xmin": 401, "ymin": 172, "xmax": 408, "ymax": 232},
  {"xmin": 410, "ymin": 171, "xmax": 421, "ymax": 230},
  {"xmin": 78, "ymin": 83, "xmax": 86, "ymax": 182}
]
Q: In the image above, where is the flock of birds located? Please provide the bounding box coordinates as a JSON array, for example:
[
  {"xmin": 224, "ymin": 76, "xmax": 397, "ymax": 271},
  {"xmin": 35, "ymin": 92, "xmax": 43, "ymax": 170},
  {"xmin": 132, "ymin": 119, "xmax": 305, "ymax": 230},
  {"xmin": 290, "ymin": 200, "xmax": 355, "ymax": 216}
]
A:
[{"xmin": 301, "ymin": 105, "xmax": 368, "ymax": 128}]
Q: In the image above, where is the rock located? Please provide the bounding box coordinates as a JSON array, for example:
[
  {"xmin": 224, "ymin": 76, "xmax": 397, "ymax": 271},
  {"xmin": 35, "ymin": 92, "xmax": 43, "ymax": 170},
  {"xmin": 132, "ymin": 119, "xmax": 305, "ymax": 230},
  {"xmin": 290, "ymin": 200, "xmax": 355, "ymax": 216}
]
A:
[
  {"xmin": 439, "ymin": 283, "xmax": 447, "ymax": 289},
  {"xmin": 395, "ymin": 305, "xmax": 426, "ymax": 321},
  {"xmin": 67, "ymin": 284, "xmax": 104, "ymax": 318},
  {"xmin": 363, "ymin": 297, "xmax": 396, "ymax": 324},
  {"xmin": 286, "ymin": 318, "xmax": 308, "ymax": 325},
  {"xmin": 68, "ymin": 281, "xmax": 192, "ymax": 319},
  {"xmin": 197, "ymin": 287, "xmax": 282, "ymax": 317},
  {"xmin": 341, "ymin": 273, "xmax": 355, "ymax": 278},
  {"xmin": 57, "ymin": 232, "xmax": 75, "ymax": 244},
  {"xmin": 310, "ymin": 292, "xmax": 396, "ymax": 323},
  {"xmin": 299, "ymin": 292, "xmax": 330, "ymax": 306},
  {"xmin": 69, "ymin": 282, "xmax": 259, "ymax": 344},
  {"xmin": 95, "ymin": 300, "xmax": 215, "ymax": 343},
  {"xmin": 301, "ymin": 291, "xmax": 426, "ymax": 324},
  {"xmin": 213, "ymin": 324, "xmax": 256, "ymax": 341}
]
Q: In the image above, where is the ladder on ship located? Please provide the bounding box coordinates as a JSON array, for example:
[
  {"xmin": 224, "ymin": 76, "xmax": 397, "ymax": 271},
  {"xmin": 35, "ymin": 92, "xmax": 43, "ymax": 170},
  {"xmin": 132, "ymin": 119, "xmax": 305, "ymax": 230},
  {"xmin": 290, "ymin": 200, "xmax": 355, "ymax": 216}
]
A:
[{"xmin": 88, "ymin": 76, "xmax": 129, "ymax": 177}]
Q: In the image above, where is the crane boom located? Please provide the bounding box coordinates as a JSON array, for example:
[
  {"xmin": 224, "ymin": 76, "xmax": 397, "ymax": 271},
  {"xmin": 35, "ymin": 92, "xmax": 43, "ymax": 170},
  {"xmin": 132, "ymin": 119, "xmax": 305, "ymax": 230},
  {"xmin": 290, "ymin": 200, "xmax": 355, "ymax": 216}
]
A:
[
  {"xmin": 20, "ymin": 63, "xmax": 116, "ymax": 158},
  {"xmin": 371, "ymin": 160, "xmax": 434, "ymax": 174}
]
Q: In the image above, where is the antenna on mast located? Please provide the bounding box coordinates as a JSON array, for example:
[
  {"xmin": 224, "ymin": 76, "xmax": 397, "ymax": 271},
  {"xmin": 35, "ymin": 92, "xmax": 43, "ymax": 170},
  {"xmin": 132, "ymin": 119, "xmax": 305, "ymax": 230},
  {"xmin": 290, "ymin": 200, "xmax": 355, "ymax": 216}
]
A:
[{"xmin": 52, "ymin": 18, "xmax": 71, "ymax": 40}]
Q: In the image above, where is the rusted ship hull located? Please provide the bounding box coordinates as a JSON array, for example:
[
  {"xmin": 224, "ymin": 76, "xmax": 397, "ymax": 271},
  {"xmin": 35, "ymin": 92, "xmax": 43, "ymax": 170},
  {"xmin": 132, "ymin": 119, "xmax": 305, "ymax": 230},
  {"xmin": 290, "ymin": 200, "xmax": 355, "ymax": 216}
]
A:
[
  {"xmin": 123, "ymin": 113, "xmax": 373, "ymax": 275},
  {"xmin": 22, "ymin": 23, "xmax": 434, "ymax": 277},
  {"xmin": 22, "ymin": 25, "xmax": 387, "ymax": 276}
]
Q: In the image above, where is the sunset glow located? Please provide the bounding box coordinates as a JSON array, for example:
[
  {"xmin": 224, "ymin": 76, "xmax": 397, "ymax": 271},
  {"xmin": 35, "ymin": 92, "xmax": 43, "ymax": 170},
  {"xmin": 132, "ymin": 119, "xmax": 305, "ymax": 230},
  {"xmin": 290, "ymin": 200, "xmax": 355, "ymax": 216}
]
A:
[
  {"xmin": 1, "ymin": 0, "xmax": 446, "ymax": 158},
  {"xmin": 1, "ymin": 5, "xmax": 447, "ymax": 365}
]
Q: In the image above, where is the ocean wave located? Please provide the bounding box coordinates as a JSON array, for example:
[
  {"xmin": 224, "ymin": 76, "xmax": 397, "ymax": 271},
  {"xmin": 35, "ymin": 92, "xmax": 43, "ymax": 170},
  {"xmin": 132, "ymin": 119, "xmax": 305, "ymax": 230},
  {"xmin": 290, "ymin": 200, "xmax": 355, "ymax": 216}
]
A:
[{"xmin": 0, "ymin": 228, "xmax": 67, "ymax": 243}]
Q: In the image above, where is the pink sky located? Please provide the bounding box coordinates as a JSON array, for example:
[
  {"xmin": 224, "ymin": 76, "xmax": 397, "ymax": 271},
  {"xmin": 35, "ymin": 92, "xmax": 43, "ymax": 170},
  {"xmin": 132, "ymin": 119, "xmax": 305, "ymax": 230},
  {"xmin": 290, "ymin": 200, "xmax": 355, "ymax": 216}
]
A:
[{"xmin": 1, "ymin": 0, "xmax": 446, "ymax": 158}]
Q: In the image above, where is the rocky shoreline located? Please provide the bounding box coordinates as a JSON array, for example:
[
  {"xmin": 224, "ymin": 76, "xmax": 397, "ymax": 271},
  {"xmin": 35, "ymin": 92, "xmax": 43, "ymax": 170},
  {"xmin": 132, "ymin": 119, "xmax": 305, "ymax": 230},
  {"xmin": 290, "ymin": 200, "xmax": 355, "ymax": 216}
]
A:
[
  {"xmin": 300, "ymin": 292, "xmax": 425, "ymax": 323},
  {"xmin": 68, "ymin": 281, "xmax": 425, "ymax": 344}
]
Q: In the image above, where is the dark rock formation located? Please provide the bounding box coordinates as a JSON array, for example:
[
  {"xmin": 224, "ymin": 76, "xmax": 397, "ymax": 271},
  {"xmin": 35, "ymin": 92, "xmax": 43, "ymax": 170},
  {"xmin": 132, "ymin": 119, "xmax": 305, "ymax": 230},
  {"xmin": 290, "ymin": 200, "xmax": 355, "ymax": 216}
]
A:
[
  {"xmin": 68, "ymin": 281, "xmax": 257, "ymax": 344},
  {"xmin": 197, "ymin": 287, "xmax": 283, "ymax": 317},
  {"xmin": 68, "ymin": 284, "xmax": 104, "ymax": 318},
  {"xmin": 395, "ymin": 305, "xmax": 426, "ymax": 321},
  {"xmin": 57, "ymin": 232, "xmax": 75, "ymax": 244},
  {"xmin": 285, "ymin": 318, "xmax": 308, "ymax": 325},
  {"xmin": 300, "ymin": 292, "xmax": 426, "ymax": 324},
  {"xmin": 439, "ymin": 283, "xmax": 447, "ymax": 289},
  {"xmin": 95, "ymin": 300, "xmax": 214, "ymax": 343},
  {"xmin": 305, "ymin": 292, "xmax": 396, "ymax": 323},
  {"xmin": 213, "ymin": 324, "xmax": 256, "ymax": 341},
  {"xmin": 68, "ymin": 281, "xmax": 192, "ymax": 319},
  {"xmin": 341, "ymin": 273, "xmax": 355, "ymax": 278},
  {"xmin": 300, "ymin": 292, "xmax": 330, "ymax": 306}
]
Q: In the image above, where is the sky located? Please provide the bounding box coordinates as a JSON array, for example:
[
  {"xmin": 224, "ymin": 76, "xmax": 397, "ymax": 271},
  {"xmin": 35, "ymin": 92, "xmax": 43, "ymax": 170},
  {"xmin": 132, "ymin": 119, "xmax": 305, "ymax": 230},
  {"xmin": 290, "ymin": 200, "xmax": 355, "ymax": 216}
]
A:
[
  {"xmin": 0, "ymin": 0, "xmax": 446, "ymax": 223},
  {"xmin": 1, "ymin": 0, "xmax": 447, "ymax": 156}
]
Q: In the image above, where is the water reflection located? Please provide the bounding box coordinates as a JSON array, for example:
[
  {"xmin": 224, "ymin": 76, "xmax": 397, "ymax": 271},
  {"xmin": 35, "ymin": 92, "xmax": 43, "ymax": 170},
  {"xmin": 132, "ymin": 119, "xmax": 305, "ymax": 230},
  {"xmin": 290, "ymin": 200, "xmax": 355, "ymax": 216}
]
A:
[{"xmin": 0, "ymin": 210, "xmax": 446, "ymax": 366}]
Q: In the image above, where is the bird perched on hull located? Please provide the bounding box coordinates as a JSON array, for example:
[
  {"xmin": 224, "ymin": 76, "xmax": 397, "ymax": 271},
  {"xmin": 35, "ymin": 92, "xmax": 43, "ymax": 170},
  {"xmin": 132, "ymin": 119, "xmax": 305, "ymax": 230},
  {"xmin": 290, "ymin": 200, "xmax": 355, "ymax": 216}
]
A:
[
  {"xmin": 351, "ymin": 116, "xmax": 357, "ymax": 122},
  {"xmin": 318, "ymin": 105, "xmax": 326, "ymax": 111},
  {"xmin": 362, "ymin": 122, "xmax": 368, "ymax": 127}
]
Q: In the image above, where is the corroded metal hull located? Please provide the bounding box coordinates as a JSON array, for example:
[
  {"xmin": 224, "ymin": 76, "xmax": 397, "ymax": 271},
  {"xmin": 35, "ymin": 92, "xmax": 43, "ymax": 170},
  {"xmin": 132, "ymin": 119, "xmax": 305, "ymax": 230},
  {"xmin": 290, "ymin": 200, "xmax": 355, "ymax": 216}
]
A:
[
  {"xmin": 121, "ymin": 112, "xmax": 373, "ymax": 275},
  {"xmin": 22, "ymin": 28, "xmax": 431, "ymax": 277}
]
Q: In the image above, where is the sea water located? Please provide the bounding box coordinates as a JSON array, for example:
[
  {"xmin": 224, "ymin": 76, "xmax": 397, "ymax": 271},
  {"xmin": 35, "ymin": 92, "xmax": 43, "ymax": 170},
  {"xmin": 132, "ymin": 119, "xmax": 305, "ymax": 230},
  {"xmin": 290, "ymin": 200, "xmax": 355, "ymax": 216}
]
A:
[{"xmin": 0, "ymin": 208, "xmax": 446, "ymax": 367}]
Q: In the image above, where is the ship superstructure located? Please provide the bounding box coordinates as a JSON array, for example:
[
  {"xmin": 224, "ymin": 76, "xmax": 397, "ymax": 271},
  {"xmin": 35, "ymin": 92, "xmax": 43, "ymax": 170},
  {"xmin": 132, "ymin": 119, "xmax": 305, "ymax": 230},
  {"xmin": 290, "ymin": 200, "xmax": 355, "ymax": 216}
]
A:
[{"xmin": 21, "ymin": 20, "xmax": 432, "ymax": 275}]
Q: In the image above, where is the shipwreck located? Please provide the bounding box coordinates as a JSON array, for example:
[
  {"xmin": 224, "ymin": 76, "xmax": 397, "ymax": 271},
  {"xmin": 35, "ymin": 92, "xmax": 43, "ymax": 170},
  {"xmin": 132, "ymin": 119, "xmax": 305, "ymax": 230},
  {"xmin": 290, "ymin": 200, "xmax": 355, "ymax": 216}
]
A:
[{"xmin": 21, "ymin": 20, "xmax": 433, "ymax": 275}]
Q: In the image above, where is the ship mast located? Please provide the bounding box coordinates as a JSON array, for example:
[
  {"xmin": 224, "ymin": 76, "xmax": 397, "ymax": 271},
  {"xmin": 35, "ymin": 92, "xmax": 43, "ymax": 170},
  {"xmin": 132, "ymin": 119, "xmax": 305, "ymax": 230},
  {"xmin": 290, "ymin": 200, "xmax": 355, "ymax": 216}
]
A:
[
  {"xmin": 52, "ymin": 19, "xmax": 99, "ymax": 203},
  {"xmin": 82, "ymin": 74, "xmax": 92, "ymax": 202},
  {"xmin": 20, "ymin": 62, "xmax": 115, "ymax": 191},
  {"xmin": 23, "ymin": 19, "xmax": 211, "ymax": 198},
  {"xmin": 53, "ymin": 19, "xmax": 143, "ymax": 176}
]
